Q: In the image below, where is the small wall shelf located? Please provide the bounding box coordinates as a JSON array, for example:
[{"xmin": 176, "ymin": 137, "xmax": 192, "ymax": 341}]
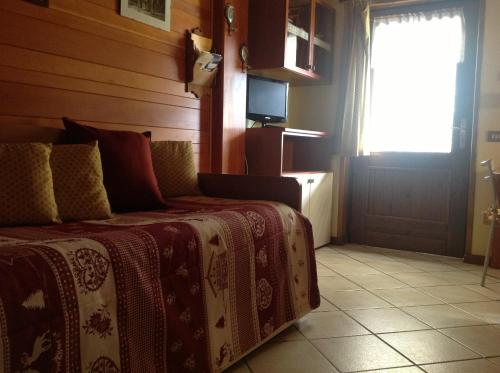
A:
[{"xmin": 246, "ymin": 127, "xmax": 332, "ymax": 176}]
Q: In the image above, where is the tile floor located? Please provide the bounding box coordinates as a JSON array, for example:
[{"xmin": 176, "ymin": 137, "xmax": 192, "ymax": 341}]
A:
[{"xmin": 226, "ymin": 244, "xmax": 500, "ymax": 373}]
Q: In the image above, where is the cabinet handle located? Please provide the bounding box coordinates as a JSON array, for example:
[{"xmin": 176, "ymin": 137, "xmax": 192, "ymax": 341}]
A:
[{"xmin": 308, "ymin": 178, "xmax": 314, "ymax": 184}]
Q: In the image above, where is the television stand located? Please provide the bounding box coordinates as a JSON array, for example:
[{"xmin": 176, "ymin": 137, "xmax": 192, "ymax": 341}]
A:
[{"xmin": 245, "ymin": 127, "xmax": 334, "ymax": 248}]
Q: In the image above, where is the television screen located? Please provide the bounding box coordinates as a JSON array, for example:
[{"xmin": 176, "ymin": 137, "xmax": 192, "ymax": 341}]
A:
[{"xmin": 246, "ymin": 75, "xmax": 289, "ymax": 124}]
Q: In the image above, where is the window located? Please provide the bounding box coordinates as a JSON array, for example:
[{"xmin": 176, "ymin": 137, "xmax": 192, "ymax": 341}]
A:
[{"xmin": 365, "ymin": 9, "xmax": 465, "ymax": 153}]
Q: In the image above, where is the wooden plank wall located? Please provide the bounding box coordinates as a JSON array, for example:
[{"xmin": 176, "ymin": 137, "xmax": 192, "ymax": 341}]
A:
[
  {"xmin": 211, "ymin": 0, "xmax": 248, "ymax": 174},
  {"xmin": 0, "ymin": 0, "xmax": 211, "ymax": 171}
]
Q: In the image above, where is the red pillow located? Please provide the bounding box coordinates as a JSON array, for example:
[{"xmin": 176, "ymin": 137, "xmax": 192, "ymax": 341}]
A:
[{"xmin": 63, "ymin": 118, "xmax": 165, "ymax": 212}]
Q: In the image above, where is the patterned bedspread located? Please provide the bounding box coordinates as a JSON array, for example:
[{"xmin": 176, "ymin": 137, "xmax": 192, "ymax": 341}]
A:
[{"xmin": 0, "ymin": 196, "xmax": 319, "ymax": 373}]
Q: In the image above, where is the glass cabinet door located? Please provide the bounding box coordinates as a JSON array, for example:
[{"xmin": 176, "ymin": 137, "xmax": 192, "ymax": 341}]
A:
[
  {"xmin": 313, "ymin": 1, "xmax": 335, "ymax": 78},
  {"xmin": 286, "ymin": 0, "xmax": 313, "ymax": 72}
]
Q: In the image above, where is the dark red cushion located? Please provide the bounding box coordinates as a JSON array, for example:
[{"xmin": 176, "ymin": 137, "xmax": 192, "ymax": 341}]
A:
[{"xmin": 62, "ymin": 118, "xmax": 165, "ymax": 212}]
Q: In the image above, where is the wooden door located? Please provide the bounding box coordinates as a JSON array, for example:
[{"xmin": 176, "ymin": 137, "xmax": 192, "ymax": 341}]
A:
[{"xmin": 349, "ymin": 0, "xmax": 481, "ymax": 257}]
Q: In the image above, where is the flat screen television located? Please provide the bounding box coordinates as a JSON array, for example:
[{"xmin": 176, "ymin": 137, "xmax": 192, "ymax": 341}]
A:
[{"xmin": 246, "ymin": 75, "xmax": 289, "ymax": 126}]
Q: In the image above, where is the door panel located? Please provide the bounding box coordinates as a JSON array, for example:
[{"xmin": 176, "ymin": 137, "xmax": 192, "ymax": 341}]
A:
[{"xmin": 351, "ymin": 154, "xmax": 452, "ymax": 255}]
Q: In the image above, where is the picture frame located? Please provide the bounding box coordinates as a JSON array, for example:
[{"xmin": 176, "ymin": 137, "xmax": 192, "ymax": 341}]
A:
[
  {"xmin": 120, "ymin": 0, "xmax": 171, "ymax": 32},
  {"xmin": 23, "ymin": 0, "xmax": 48, "ymax": 6}
]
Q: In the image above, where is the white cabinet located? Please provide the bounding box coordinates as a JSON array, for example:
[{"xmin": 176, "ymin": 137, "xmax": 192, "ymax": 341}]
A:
[{"xmin": 291, "ymin": 172, "xmax": 333, "ymax": 248}]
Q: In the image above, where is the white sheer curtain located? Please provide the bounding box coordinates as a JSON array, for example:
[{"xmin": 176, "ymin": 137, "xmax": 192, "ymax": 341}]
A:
[{"xmin": 365, "ymin": 8, "xmax": 465, "ymax": 153}]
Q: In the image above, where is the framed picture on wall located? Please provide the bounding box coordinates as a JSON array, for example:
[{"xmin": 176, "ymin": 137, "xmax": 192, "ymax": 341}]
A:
[
  {"xmin": 120, "ymin": 0, "xmax": 171, "ymax": 32},
  {"xmin": 23, "ymin": 0, "xmax": 48, "ymax": 6}
]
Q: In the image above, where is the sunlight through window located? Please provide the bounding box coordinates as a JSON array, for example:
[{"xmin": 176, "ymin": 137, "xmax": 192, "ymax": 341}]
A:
[{"xmin": 366, "ymin": 11, "xmax": 464, "ymax": 153}]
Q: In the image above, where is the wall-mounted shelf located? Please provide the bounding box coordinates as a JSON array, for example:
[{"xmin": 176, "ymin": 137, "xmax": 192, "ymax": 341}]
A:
[
  {"xmin": 249, "ymin": 0, "xmax": 336, "ymax": 85},
  {"xmin": 185, "ymin": 30, "xmax": 222, "ymax": 98}
]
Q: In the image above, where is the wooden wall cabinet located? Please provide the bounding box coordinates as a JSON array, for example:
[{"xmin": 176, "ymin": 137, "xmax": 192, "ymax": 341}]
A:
[
  {"xmin": 246, "ymin": 127, "xmax": 333, "ymax": 247},
  {"xmin": 248, "ymin": 0, "xmax": 335, "ymax": 84}
]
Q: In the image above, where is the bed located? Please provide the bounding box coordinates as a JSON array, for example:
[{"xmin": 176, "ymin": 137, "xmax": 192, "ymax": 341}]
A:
[{"xmin": 0, "ymin": 179, "xmax": 319, "ymax": 372}]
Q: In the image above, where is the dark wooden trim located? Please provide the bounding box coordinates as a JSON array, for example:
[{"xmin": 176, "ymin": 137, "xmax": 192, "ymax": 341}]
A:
[
  {"xmin": 198, "ymin": 173, "xmax": 302, "ymax": 211},
  {"xmin": 464, "ymin": 253, "xmax": 485, "ymax": 265},
  {"xmin": 330, "ymin": 236, "xmax": 346, "ymax": 245},
  {"xmin": 465, "ymin": 0, "xmax": 486, "ymax": 256}
]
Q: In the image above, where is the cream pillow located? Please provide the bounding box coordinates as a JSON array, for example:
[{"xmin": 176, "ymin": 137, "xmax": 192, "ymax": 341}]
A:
[
  {"xmin": 151, "ymin": 141, "xmax": 200, "ymax": 198},
  {"xmin": 51, "ymin": 142, "xmax": 112, "ymax": 222},
  {"xmin": 0, "ymin": 143, "xmax": 60, "ymax": 226}
]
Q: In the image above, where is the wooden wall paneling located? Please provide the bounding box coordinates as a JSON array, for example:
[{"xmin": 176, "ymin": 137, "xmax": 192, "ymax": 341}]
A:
[
  {"xmin": 0, "ymin": 0, "xmax": 212, "ymax": 173},
  {"xmin": 211, "ymin": 0, "xmax": 248, "ymax": 174},
  {"xmin": 0, "ymin": 65, "xmax": 201, "ymax": 110},
  {"xmin": 0, "ymin": 1, "xmax": 183, "ymax": 58},
  {"xmin": 0, "ymin": 10, "xmax": 184, "ymax": 81},
  {"xmin": 0, "ymin": 82, "xmax": 202, "ymax": 130},
  {"xmin": 0, "ymin": 115, "xmax": 207, "ymax": 144},
  {"xmin": 0, "ymin": 45, "xmax": 191, "ymax": 98}
]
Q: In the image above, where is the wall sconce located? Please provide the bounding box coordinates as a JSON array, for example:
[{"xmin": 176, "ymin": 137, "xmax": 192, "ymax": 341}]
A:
[
  {"xmin": 224, "ymin": 4, "xmax": 237, "ymax": 35},
  {"xmin": 240, "ymin": 44, "xmax": 250, "ymax": 72}
]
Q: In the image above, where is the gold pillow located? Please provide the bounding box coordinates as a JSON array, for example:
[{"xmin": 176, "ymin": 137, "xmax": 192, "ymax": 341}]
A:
[
  {"xmin": 0, "ymin": 143, "xmax": 60, "ymax": 226},
  {"xmin": 51, "ymin": 142, "xmax": 112, "ymax": 222},
  {"xmin": 151, "ymin": 141, "xmax": 200, "ymax": 198}
]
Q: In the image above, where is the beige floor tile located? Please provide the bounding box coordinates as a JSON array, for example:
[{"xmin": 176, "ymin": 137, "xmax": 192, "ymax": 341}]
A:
[
  {"xmin": 419, "ymin": 286, "xmax": 490, "ymax": 303},
  {"xmin": 319, "ymin": 275, "xmax": 361, "ymax": 293},
  {"xmin": 470, "ymin": 268, "xmax": 500, "ymax": 279},
  {"xmin": 403, "ymin": 304, "xmax": 486, "ymax": 328},
  {"xmin": 372, "ymin": 288, "xmax": 444, "ymax": 307},
  {"xmin": 324, "ymin": 290, "xmax": 392, "ymax": 310},
  {"xmin": 296, "ymin": 311, "xmax": 369, "ymax": 339},
  {"xmin": 433, "ymin": 271, "xmax": 482, "ymax": 285},
  {"xmin": 439, "ymin": 259, "xmax": 484, "ymax": 271},
  {"xmin": 324, "ymin": 262, "xmax": 383, "ymax": 276},
  {"xmin": 317, "ymin": 262, "xmax": 337, "ymax": 277},
  {"xmin": 440, "ymin": 325, "xmax": 500, "ymax": 357},
  {"xmin": 364, "ymin": 368, "xmax": 423, "ymax": 373},
  {"xmin": 392, "ymin": 253, "xmax": 441, "ymax": 263},
  {"xmin": 246, "ymin": 341, "xmax": 338, "ymax": 373},
  {"xmin": 346, "ymin": 273, "xmax": 408, "ymax": 290},
  {"xmin": 467, "ymin": 272, "xmax": 500, "ymax": 284},
  {"xmin": 368, "ymin": 261, "xmax": 424, "ymax": 274},
  {"xmin": 272, "ymin": 325, "xmax": 305, "ymax": 342},
  {"xmin": 464, "ymin": 285, "xmax": 500, "ymax": 300},
  {"xmin": 343, "ymin": 251, "xmax": 397, "ymax": 263},
  {"xmin": 453, "ymin": 302, "xmax": 500, "ymax": 324},
  {"xmin": 379, "ymin": 330, "xmax": 479, "ymax": 364},
  {"xmin": 312, "ymin": 335, "xmax": 411, "ymax": 372},
  {"xmin": 315, "ymin": 247, "xmax": 339, "ymax": 256},
  {"xmin": 316, "ymin": 253, "xmax": 359, "ymax": 265},
  {"xmin": 224, "ymin": 361, "xmax": 252, "ymax": 373},
  {"xmin": 347, "ymin": 308, "xmax": 430, "ymax": 333},
  {"xmin": 403, "ymin": 261, "xmax": 460, "ymax": 273},
  {"xmin": 420, "ymin": 359, "xmax": 500, "ymax": 373},
  {"xmin": 391, "ymin": 273, "xmax": 453, "ymax": 287},
  {"xmin": 312, "ymin": 297, "xmax": 339, "ymax": 312}
]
